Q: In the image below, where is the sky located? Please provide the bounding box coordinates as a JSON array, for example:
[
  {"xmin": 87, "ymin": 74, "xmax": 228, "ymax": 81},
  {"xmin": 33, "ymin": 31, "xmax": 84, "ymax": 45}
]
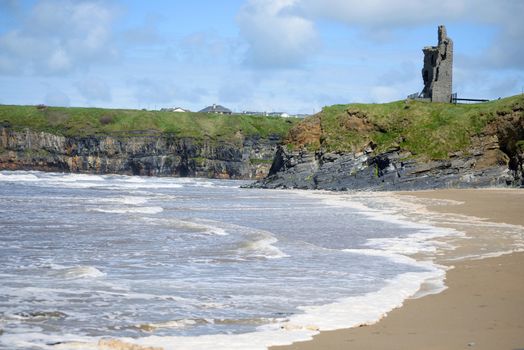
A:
[{"xmin": 0, "ymin": 0, "xmax": 523, "ymax": 114}]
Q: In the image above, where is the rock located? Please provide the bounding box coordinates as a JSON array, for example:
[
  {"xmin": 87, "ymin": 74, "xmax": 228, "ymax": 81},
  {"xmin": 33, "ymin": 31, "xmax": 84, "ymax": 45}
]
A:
[
  {"xmin": 252, "ymin": 143, "xmax": 519, "ymax": 191},
  {"xmin": 0, "ymin": 127, "xmax": 280, "ymax": 180},
  {"xmin": 251, "ymin": 103, "xmax": 524, "ymax": 191}
]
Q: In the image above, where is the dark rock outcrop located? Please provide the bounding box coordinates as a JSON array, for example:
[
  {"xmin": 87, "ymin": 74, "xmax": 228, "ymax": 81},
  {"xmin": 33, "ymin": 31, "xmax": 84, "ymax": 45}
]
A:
[
  {"xmin": 252, "ymin": 108, "xmax": 524, "ymax": 190},
  {"xmin": 0, "ymin": 127, "xmax": 279, "ymax": 179}
]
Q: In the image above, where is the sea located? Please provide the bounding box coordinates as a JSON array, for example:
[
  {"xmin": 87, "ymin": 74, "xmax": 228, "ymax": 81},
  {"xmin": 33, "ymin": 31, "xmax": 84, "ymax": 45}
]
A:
[{"xmin": 0, "ymin": 170, "xmax": 518, "ymax": 350}]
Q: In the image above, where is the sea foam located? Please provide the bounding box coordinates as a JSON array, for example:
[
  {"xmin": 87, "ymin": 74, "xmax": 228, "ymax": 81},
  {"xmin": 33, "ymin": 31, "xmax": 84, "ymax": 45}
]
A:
[{"xmin": 49, "ymin": 266, "xmax": 106, "ymax": 279}]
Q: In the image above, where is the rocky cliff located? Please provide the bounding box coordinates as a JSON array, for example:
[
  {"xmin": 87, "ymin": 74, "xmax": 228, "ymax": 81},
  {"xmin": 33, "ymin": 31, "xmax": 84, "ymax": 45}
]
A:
[
  {"xmin": 0, "ymin": 105, "xmax": 297, "ymax": 179},
  {"xmin": 0, "ymin": 127, "xmax": 280, "ymax": 179},
  {"xmin": 252, "ymin": 96, "xmax": 524, "ymax": 190}
]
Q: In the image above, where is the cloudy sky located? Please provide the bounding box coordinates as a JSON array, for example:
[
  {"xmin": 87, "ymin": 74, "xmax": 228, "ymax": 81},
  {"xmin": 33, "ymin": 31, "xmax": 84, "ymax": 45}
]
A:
[{"xmin": 0, "ymin": 0, "xmax": 523, "ymax": 113}]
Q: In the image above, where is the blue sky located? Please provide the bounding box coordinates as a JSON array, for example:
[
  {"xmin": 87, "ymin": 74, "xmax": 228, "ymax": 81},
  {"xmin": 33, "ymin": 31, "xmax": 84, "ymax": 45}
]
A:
[{"xmin": 0, "ymin": 0, "xmax": 523, "ymax": 113}]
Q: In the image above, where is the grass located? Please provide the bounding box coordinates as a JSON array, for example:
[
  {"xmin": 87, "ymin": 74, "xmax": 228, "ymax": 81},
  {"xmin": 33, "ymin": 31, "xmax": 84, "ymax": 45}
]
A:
[
  {"xmin": 307, "ymin": 94, "xmax": 524, "ymax": 160},
  {"xmin": 0, "ymin": 105, "xmax": 299, "ymax": 143},
  {"xmin": 2, "ymin": 95, "xmax": 522, "ymax": 162}
]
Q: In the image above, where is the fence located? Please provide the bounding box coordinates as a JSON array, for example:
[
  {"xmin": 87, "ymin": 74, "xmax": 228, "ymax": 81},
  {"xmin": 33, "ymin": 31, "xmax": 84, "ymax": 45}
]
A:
[
  {"xmin": 451, "ymin": 93, "xmax": 489, "ymax": 104},
  {"xmin": 407, "ymin": 92, "xmax": 421, "ymax": 99}
]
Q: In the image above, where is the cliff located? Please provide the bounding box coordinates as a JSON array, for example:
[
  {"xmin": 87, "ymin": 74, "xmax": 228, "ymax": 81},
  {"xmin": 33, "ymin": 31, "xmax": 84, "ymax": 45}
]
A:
[
  {"xmin": 2, "ymin": 96, "xmax": 523, "ymax": 189},
  {"xmin": 0, "ymin": 106, "xmax": 297, "ymax": 179},
  {"xmin": 253, "ymin": 95, "xmax": 524, "ymax": 190}
]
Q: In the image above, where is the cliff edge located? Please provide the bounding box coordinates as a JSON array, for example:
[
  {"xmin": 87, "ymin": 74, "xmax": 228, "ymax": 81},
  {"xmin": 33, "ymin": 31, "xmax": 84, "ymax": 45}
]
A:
[
  {"xmin": 0, "ymin": 106, "xmax": 297, "ymax": 179},
  {"xmin": 253, "ymin": 95, "xmax": 524, "ymax": 190}
]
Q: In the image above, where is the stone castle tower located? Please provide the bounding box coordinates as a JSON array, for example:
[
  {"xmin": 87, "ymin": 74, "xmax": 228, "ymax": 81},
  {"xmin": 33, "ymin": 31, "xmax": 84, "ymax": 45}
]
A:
[{"xmin": 421, "ymin": 25, "xmax": 453, "ymax": 102}]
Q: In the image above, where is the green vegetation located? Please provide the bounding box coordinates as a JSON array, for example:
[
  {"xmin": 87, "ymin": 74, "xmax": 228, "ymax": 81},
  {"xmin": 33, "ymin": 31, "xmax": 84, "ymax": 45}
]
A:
[
  {"xmin": 304, "ymin": 95, "xmax": 523, "ymax": 160},
  {"xmin": 2, "ymin": 95, "xmax": 522, "ymax": 162},
  {"xmin": 516, "ymin": 140, "xmax": 524, "ymax": 153},
  {"xmin": 0, "ymin": 105, "xmax": 299, "ymax": 142}
]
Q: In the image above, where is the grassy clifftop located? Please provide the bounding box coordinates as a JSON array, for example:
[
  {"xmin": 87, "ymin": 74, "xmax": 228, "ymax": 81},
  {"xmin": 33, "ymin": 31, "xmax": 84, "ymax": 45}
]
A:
[
  {"xmin": 0, "ymin": 105, "xmax": 298, "ymax": 142},
  {"xmin": 287, "ymin": 94, "xmax": 524, "ymax": 160}
]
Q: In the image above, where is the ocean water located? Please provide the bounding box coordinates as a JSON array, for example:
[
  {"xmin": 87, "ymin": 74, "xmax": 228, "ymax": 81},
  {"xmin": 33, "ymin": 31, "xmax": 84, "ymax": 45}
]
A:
[{"xmin": 0, "ymin": 171, "xmax": 459, "ymax": 349}]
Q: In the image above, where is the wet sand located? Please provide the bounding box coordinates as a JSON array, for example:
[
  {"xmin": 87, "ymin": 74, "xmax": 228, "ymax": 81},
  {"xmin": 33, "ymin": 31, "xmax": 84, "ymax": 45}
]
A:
[{"xmin": 271, "ymin": 189, "xmax": 524, "ymax": 350}]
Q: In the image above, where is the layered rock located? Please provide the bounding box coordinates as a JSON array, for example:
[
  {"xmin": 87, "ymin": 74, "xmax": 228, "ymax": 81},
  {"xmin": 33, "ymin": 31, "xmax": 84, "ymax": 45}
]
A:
[
  {"xmin": 253, "ymin": 107, "xmax": 524, "ymax": 191},
  {"xmin": 0, "ymin": 127, "xmax": 279, "ymax": 179}
]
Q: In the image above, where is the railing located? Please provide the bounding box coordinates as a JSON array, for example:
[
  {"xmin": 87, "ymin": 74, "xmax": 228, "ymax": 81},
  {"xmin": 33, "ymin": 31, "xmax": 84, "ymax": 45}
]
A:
[{"xmin": 451, "ymin": 93, "xmax": 489, "ymax": 104}]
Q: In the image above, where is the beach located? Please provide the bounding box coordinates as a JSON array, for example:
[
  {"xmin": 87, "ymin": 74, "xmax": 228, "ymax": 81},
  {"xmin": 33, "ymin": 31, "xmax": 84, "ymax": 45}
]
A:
[
  {"xmin": 272, "ymin": 189, "xmax": 524, "ymax": 350},
  {"xmin": 2, "ymin": 173, "xmax": 524, "ymax": 350}
]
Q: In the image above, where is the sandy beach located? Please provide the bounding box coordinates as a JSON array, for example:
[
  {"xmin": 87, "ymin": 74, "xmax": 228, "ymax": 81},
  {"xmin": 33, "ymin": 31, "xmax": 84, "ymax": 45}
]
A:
[{"xmin": 272, "ymin": 189, "xmax": 524, "ymax": 350}]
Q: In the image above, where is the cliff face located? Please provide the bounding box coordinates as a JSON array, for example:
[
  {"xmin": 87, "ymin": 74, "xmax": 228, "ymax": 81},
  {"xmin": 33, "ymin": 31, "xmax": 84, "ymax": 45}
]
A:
[
  {"xmin": 0, "ymin": 127, "xmax": 279, "ymax": 179},
  {"xmin": 253, "ymin": 99, "xmax": 524, "ymax": 190}
]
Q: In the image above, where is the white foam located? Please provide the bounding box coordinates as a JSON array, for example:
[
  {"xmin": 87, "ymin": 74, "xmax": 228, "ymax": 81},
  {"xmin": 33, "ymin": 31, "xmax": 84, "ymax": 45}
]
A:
[
  {"xmin": 94, "ymin": 196, "xmax": 149, "ymax": 206},
  {"xmin": 0, "ymin": 332, "xmax": 98, "ymax": 350},
  {"xmin": 237, "ymin": 235, "xmax": 288, "ymax": 259},
  {"xmin": 57, "ymin": 174, "xmax": 106, "ymax": 182},
  {"xmin": 0, "ymin": 172, "xmax": 39, "ymax": 182},
  {"xmin": 92, "ymin": 206, "xmax": 164, "ymax": 214},
  {"xmin": 138, "ymin": 319, "xmax": 198, "ymax": 331},
  {"xmin": 0, "ymin": 170, "xmax": 188, "ymax": 191},
  {"xmin": 49, "ymin": 266, "xmax": 106, "ymax": 279},
  {"xmin": 364, "ymin": 228, "xmax": 461, "ymax": 255},
  {"xmin": 68, "ymin": 268, "xmax": 444, "ymax": 350},
  {"xmin": 343, "ymin": 247, "xmax": 421, "ymax": 266},
  {"xmin": 168, "ymin": 218, "xmax": 230, "ymax": 236},
  {"xmin": 114, "ymin": 182, "xmax": 184, "ymax": 190}
]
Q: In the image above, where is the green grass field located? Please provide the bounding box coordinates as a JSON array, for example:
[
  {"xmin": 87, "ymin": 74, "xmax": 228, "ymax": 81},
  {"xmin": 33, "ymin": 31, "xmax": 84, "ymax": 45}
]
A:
[
  {"xmin": 0, "ymin": 105, "xmax": 299, "ymax": 143},
  {"xmin": 2, "ymin": 95, "xmax": 522, "ymax": 161}
]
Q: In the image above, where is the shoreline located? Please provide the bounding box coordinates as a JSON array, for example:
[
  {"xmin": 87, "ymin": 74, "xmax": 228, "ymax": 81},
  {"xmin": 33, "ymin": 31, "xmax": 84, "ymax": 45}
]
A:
[{"xmin": 271, "ymin": 188, "xmax": 524, "ymax": 350}]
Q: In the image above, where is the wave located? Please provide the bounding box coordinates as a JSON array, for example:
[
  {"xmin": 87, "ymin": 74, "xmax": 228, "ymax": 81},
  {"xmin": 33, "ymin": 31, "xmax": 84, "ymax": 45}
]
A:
[
  {"xmin": 0, "ymin": 172, "xmax": 40, "ymax": 182},
  {"xmin": 0, "ymin": 170, "xmax": 185, "ymax": 190},
  {"xmin": 152, "ymin": 217, "xmax": 230, "ymax": 236},
  {"xmin": 92, "ymin": 206, "xmax": 164, "ymax": 214},
  {"xmin": 236, "ymin": 234, "xmax": 288, "ymax": 259},
  {"xmin": 85, "ymin": 267, "xmax": 443, "ymax": 350},
  {"xmin": 93, "ymin": 196, "xmax": 149, "ymax": 206},
  {"xmin": 134, "ymin": 319, "xmax": 199, "ymax": 332},
  {"xmin": 48, "ymin": 265, "xmax": 106, "ymax": 279}
]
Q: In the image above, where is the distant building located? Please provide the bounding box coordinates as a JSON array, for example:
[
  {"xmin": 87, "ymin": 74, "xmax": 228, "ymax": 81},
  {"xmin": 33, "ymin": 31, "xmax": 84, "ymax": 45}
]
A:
[
  {"xmin": 242, "ymin": 111, "xmax": 292, "ymax": 118},
  {"xmin": 160, "ymin": 107, "xmax": 190, "ymax": 112},
  {"xmin": 267, "ymin": 112, "xmax": 290, "ymax": 118},
  {"xmin": 199, "ymin": 104, "xmax": 232, "ymax": 115},
  {"xmin": 242, "ymin": 111, "xmax": 267, "ymax": 116}
]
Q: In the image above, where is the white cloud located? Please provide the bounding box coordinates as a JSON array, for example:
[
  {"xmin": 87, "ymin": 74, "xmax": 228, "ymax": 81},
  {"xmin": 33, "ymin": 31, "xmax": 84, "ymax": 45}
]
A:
[
  {"xmin": 237, "ymin": 0, "xmax": 524, "ymax": 70},
  {"xmin": 295, "ymin": 0, "xmax": 524, "ymax": 69},
  {"xmin": 48, "ymin": 49, "xmax": 72, "ymax": 72},
  {"xmin": 237, "ymin": 0, "xmax": 319, "ymax": 68},
  {"xmin": 296, "ymin": 0, "xmax": 466, "ymax": 27},
  {"xmin": 0, "ymin": 0, "xmax": 118, "ymax": 76}
]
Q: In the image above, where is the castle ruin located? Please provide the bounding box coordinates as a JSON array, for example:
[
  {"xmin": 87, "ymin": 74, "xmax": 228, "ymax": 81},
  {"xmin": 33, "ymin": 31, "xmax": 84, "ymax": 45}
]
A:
[{"xmin": 421, "ymin": 25, "xmax": 453, "ymax": 103}]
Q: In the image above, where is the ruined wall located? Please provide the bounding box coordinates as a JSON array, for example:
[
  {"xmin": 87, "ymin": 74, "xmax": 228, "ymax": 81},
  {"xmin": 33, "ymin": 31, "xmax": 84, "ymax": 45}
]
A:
[{"xmin": 421, "ymin": 25, "xmax": 453, "ymax": 103}]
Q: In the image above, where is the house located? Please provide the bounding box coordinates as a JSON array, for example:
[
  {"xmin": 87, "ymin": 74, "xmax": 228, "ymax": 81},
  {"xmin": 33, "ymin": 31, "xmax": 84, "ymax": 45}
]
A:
[
  {"xmin": 267, "ymin": 112, "xmax": 290, "ymax": 118},
  {"xmin": 242, "ymin": 111, "xmax": 291, "ymax": 118},
  {"xmin": 160, "ymin": 107, "xmax": 190, "ymax": 112},
  {"xmin": 199, "ymin": 104, "xmax": 232, "ymax": 115}
]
